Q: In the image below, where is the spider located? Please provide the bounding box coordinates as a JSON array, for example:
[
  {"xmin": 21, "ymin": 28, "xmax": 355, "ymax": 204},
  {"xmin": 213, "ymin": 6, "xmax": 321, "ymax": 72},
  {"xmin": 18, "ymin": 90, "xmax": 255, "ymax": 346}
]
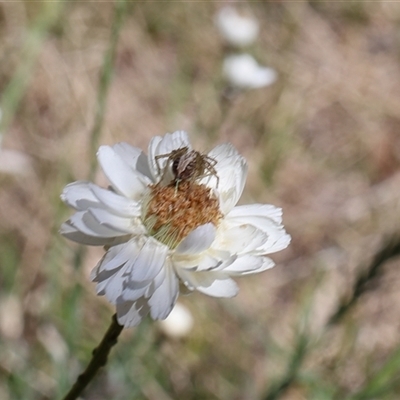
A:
[{"xmin": 155, "ymin": 146, "xmax": 219, "ymax": 188}]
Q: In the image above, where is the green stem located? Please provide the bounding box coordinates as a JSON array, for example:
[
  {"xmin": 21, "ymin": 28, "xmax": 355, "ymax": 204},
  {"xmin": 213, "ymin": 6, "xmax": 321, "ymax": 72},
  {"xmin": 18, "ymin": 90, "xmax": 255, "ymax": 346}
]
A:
[
  {"xmin": 88, "ymin": 0, "xmax": 128, "ymax": 180},
  {"xmin": 62, "ymin": 314, "xmax": 123, "ymax": 400},
  {"xmin": 263, "ymin": 333, "xmax": 308, "ymax": 400}
]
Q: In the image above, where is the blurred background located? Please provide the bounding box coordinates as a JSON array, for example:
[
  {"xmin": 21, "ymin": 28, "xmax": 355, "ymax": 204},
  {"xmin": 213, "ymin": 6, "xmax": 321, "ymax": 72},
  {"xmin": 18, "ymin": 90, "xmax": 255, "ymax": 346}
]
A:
[{"xmin": 1, "ymin": 1, "xmax": 400, "ymax": 399}]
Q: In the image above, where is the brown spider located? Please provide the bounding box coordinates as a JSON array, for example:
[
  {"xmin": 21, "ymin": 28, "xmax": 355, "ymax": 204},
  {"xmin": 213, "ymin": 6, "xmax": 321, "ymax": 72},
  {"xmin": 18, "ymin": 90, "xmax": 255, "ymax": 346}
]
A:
[{"xmin": 155, "ymin": 146, "xmax": 219, "ymax": 188}]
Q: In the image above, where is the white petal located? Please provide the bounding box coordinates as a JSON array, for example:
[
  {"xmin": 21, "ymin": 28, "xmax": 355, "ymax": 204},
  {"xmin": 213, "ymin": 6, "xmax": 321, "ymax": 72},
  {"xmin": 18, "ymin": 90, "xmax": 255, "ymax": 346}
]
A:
[
  {"xmin": 97, "ymin": 146, "xmax": 147, "ymax": 199},
  {"xmin": 127, "ymin": 237, "xmax": 168, "ymax": 282},
  {"xmin": 156, "ymin": 131, "xmax": 191, "ymax": 156},
  {"xmin": 148, "ymin": 131, "xmax": 191, "ymax": 181},
  {"xmin": 227, "ymin": 204, "xmax": 283, "ymax": 224},
  {"xmin": 120, "ymin": 263, "xmax": 167, "ymax": 303},
  {"xmin": 225, "ymin": 205, "xmax": 291, "ymax": 254},
  {"xmin": 175, "ymin": 223, "xmax": 216, "ymax": 255},
  {"xmin": 116, "ymin": 298, "xmax": 150, "ymax": 327},
  {"xmin": 174, "ymin": 252, "xmax": 221, "ymax": 272},
  {"xmin": 98, "ymin": 264, "xmax": 127, "ymax": 303},
  {"xmin": 89, "ymin": 184, "xmax": 141, "ymax": 217},
  {"xmin": 119, "ymin": 280, "xmax": 152, "ymax": 303},
  {"xmin": 92, "ymin": 242, "xmax": 134, "ymax": 277},
  {"xmin": 147, "ymin": 136, "xmax": 162, "ymax": 180},
  {"xmin": 112, "ymin": 142, "xmax": 153, "ymax": 182},
  {"xmin": 88, "ymin": 208, "xmax": 138, "ymax": 234},
  {"xmin": 177, "ymin": 269, "xmax": 238, "ymax": 298},
  {"xmin": 148, "ymin": 262, "xmax": 179, "ymax": 320},
  {"xmin": 61, "ymin": 181, "xmax": 99, "ymax": 210},
  {"xmin": 60, "ymin": 222, "xmax": 113, "ymax": 246},
  {"xmin": 215, "ymin": 223, "xmax": 268, "ymax": 254},
  {"xmin": 221, "ymin": 255, "xmax": 275, "ymax": 275},
  {"xmin": 68, "ymin": 211, "xmax": 126, "ymax": 237},
  {"xmin": 205, "ymin": 143, "xmax": 247, "ymax": 214},
  {"xmin": 91, "ymin": 241, "xmax": 139, "ymax": 302},
  {"xmin": 112, "ymin": 142, "xmax": 141, "ymax": 165}
]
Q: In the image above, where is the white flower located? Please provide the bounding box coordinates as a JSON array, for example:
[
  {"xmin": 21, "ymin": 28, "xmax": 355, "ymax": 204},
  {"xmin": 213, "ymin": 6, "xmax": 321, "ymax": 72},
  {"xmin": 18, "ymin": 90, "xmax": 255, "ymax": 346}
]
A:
[
  {"xmin": 215, "ymin": 6, "xmax": 259, "ymax": 47},
  {"xmin": 60, "ymin": 131, "xmax": 290, "ymax": 327},
  {"xmin": 223, "ymin": 54, "xmax": 277, "ymax": 89},
  {"xmin": 158, "ymin": 302, "xmax": 194, "ymax": 339},
  {"xmin": 0, "ymin": 149, "xmax": 32, "ymax": 176}
]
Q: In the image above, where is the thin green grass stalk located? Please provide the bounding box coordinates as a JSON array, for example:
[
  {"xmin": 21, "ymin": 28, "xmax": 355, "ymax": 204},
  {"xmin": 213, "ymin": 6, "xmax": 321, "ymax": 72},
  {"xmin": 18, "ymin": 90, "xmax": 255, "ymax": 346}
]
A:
[
  {"xmin": 267, "ymin": 236, "xmax": 400, "ymax": 399},
  {"xmin": 261, "ymin": 271, "xmax": 321, "ymax": 400},
  {"xmin": 88, "ymin": 0, "xmax": 128, "ymax": 180},
  {"xmin": 65, "ymin": 0, "xmax": 128, "ymax": 315},
  {"xmin": 263, "ymin": 332, "xmax": 309, "ymax": 400},
  {"xmin": 328, "ymin": 235, "xmax": 400, "ymax": 326},
  {"xmin": 0, "ymin": 1, "xmax": 65, "ymax": 133},
  {"xmin": 60, "ymin": 2, "xmax": 128, "ymax": 398},
  {"xmin": 343, "ymin": 345, "xmax": 400, "ymax": 400}
]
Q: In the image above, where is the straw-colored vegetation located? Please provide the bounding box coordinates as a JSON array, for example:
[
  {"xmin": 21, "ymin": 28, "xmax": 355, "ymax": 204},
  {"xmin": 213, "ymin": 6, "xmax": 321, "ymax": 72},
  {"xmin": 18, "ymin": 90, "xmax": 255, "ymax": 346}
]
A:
[{"xmin": 1, "ymin": 1, "xmax": 400, "ymax": 399}]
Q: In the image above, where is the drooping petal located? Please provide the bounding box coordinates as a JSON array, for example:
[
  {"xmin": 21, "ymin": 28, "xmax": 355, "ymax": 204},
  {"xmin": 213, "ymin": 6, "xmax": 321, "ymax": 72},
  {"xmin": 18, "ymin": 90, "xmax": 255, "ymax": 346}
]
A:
[
  {"xmin": 93, "ymin": 238, "xmax": 168, "ymax": 306},
  {"xmin": 205, "ymin": 143, "xmax": 248, "ymax": 214},
  {"xmin": 88, "ymin": 208, "xmax": 141, "ymax": 235},
  {"xmin": 61, "ymin": 181, "xmax": 99, "ymax": 210},
  {"xmin": 177, "ymin": 268, "xmax": 239, "ymax": 298},
  {"xmin": 175, "ymin": 223, "xmax": 216, "ymax": 255},
  {"xmin": 220, "ymin": 254, "xmax": 275, "ymax": 275},
  {"xmin": 91, "ymin": 241, "xmax": 135, "ymax": 277},
  {"xmin": 92, "ymin": 240, "xmax": 145, "ymax": 304},
  {"xmin": 120, "ymin": 263, "xmax": 167, "ymax": 304},
  {"xmin": 91, "ymin": 242, "xmax": 136, "ymax": 302},
  {"xmin": 116, "ymin": 297, "xmax": 150, "ymax": 327},
  {"xmin": 148, "ymin": 261, "xmax": 179, "ymax": 320},
  {"xmin": 89, "ymin": 183, "xmax": 141, "ymax": 217},
  {"xmin": 67, "ymin": 211, "xmax": 126, "ymax": 238},
  {"xmin": 118, "ymin": 280, "xmax": 152, "ymax": 303},
  {"xmin": 97, "ymin": 146, "xmax": 148, "ymax": 199},
  {"xmin": 127, "ymin": 237, "xmax": 168, "ymax": 282},
  {"xmin": 60, "ymin": 222, "xmax": 114, "ymax": 246}
]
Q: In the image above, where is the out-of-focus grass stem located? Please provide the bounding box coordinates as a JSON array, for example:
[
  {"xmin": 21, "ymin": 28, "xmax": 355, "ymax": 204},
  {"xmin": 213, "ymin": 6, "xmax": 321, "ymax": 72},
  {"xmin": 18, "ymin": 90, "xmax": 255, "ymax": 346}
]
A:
[
  {"xmin": 263, "ymin": 332, "xmax": 308, "ymax": 400},
  {"xmin": 73, "ymin": 0, "xmax": 128, "ymax": 269},
  {"xmin": 88, "ymin": 0, "xmax": 128, "ymax": 180},
  {"xmin": 328, "ymin": 236, "xmax": 400, "ymax": 326},
  {"xmin": 0, "ymin": 1, "xmax": 65, "ymax": 133},
  {"xmin": 262, "ymin": 235, "xmax": 400, "ymax": 399},
  {"xmin": 61, "ymin": 0, "xmax": 127, "ymax": 375}
]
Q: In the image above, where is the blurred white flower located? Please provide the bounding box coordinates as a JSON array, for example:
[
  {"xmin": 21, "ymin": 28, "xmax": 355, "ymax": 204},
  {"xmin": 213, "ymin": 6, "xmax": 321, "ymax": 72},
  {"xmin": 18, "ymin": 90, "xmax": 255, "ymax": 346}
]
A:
[
  {"xmin": 223, "ymin": 54, "xmax": 277, "ymax": 89},
  {"xmin": 215, "ymin": 6, "xmax": 259, "ymax": 47},
  {"xmin": 61, "ymin": 131, "xmax": 290, "ymax": 327},
  {"xmin": 0, "ymin": 149, "xmax": 32, "ymax": 176},
  {"xmin": 158, "ymin": 302, "xmax": 194, "ymax": 339}
]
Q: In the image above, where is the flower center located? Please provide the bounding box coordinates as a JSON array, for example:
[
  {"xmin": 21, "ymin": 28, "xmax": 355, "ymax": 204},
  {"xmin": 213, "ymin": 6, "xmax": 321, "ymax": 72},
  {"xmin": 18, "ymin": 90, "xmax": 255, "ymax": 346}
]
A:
[{"xmin": 142, "ymin": 181, "xmax": 222, "ymax": 249}]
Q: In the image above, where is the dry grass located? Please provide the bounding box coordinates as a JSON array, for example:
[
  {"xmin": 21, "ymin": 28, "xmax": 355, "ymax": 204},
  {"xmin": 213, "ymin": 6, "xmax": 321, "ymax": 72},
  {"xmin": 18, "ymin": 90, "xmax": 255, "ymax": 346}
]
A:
[{"xmin": 1, "ymin": 1, "xmax": 400, "ymax": 399}]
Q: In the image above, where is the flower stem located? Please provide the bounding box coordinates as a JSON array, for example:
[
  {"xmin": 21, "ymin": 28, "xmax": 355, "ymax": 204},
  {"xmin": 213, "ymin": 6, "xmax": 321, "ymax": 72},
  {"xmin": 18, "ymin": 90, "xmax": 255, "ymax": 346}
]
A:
[{"xmin": 62, "ymin": 314, "xmax": 123, "ymax": 400}]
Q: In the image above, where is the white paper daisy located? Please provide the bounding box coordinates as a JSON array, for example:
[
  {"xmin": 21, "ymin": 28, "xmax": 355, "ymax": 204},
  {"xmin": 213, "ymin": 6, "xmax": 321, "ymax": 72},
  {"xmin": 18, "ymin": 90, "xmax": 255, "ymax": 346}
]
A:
[{"xmin": 60, "ymin": 131, "xmax": 290, "ymax": 327}]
